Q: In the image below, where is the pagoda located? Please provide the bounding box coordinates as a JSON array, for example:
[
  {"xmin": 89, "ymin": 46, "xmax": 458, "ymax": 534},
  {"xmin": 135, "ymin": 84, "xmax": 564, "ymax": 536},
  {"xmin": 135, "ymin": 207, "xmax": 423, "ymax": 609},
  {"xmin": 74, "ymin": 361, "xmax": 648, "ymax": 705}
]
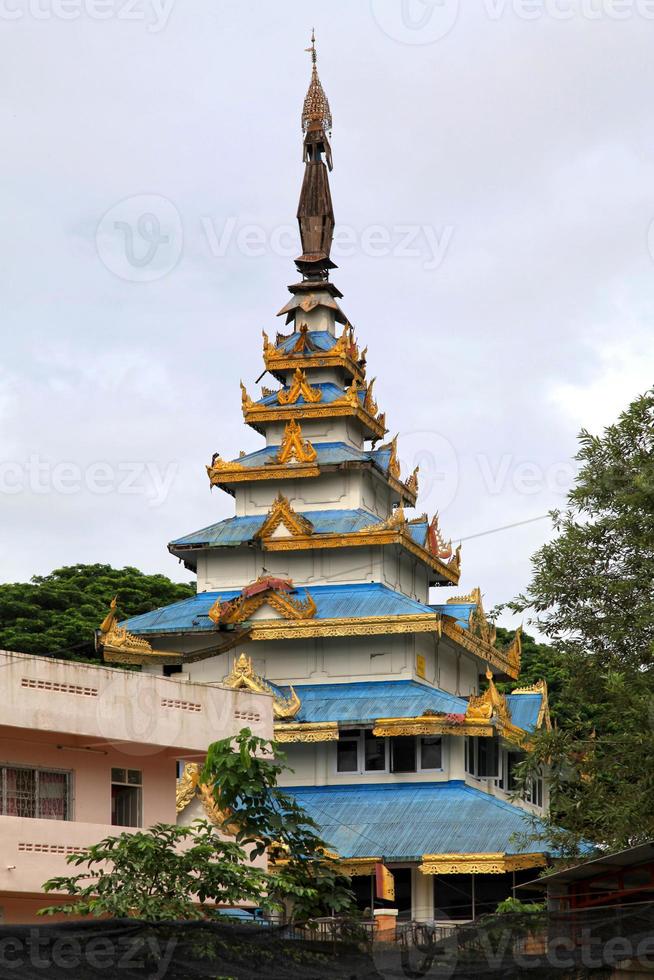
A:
[{"xmin": 98, "ymin": 37, "xmax": 552, "ymax": 923}]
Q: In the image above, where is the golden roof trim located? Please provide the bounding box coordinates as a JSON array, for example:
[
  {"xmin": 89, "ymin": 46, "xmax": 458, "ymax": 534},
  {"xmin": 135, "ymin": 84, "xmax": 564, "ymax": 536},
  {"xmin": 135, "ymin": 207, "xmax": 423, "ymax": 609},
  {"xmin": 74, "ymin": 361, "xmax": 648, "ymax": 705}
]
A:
[
  {"xmin": 208, "ymin": 583, "xmax": 317, "ymax": 627},
  {"xmin": 372, "ymin": 717, "xmax": 493, "ymax": 738},
  {"xmin": 273, "ymin": 721, "xmax": 339, "ymax": 743},
  {"xmin": 248, "ymin": 613, "xmax": 440, "ymax": 641},
  {"xmin": 441, "ymin": 618, "xmax": 521, "ymax": 680},
  {"xmin": 419, "ymin": 852, "xmax": 547, "ymax": 875}
]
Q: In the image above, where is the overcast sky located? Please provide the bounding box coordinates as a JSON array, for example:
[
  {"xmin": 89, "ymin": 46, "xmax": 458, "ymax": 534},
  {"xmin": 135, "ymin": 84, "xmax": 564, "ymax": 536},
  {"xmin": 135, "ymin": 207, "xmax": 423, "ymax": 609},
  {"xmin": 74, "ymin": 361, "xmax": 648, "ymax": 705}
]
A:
[{"xmin": 2, "ymin": 0, "xmax": 654, "ymax": 633}]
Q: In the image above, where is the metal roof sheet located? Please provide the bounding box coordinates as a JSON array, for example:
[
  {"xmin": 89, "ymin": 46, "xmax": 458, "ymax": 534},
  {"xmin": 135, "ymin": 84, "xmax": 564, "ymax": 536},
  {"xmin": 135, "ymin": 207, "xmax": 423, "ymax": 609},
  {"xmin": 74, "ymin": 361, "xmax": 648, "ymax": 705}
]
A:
[
  {"xmin": 431, "ymin": 602, "xmax": 476, "ymax": 630},
  {"xmin": 286, "ymin": 781, "xmax": 545, "ymax": 861},
  {"xmin": 278, "ymin": 680, "xmax": 467, "ymax": 724},
  {"xmin": 169, "ymin": 509, "xmax": 382, "ymax": 550},
  {"xmin": 275, "ymin": 330, "xmax": 336, "ymax": 354},
  {"xmin": 120, "ymin": 582, "xmax": 436, "ymax": 636},
  {"xmin": 257, "ymin": 382, "xmax": 365, "ymax": 407},
  {"xmin": 232, "ymin": 441, "xmax": 374, "ymax": 469},
  {"xmin": 505, "ymin": 694, "xmax": 543, "ymax": 733}
]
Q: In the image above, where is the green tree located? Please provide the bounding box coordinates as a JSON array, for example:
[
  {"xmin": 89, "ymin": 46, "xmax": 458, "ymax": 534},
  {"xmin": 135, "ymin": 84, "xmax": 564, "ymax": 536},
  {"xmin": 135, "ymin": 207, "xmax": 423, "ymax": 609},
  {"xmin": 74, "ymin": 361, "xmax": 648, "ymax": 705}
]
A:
[
  {"xmin": 511, "ymin": 389, "xmax": 654, "ymax": 854},
  {"xmin": 39, "ymin": 821, "xmax": 270, "ymax": 920},
  {"xmin": 0, "ymin": 564, "xmax": 194, "ymax": 663},
  {"xmin": 40, "ymin": 730, "xmax": 355, "ymax": 923},
  {"xmin": 203, "ymin": 729, "xmax": 356, "ymax": 922}
]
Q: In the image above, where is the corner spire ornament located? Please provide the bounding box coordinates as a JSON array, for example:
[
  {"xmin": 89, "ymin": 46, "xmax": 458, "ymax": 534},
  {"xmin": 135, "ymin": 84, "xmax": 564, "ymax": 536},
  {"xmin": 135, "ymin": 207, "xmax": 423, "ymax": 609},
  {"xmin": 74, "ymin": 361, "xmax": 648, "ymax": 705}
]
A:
[{"xmin": 296, "ymin": 30, "xmax": 336, "ymax": 281}]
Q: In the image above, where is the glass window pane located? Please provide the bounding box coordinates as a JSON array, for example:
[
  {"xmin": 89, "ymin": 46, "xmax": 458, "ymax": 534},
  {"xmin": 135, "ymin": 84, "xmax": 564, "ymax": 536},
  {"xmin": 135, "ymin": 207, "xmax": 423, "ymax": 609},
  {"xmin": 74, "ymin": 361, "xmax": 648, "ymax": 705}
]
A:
[
  {"xmin": 364, "ymin": 731, "xmax": 386, "ymax": 772},
  {"xmin": 478, "ymin": 739, "xmax": 499, "ymax": 778},
  {"xmin": 337, "ymin": 739, "xmax": 359, "ymax": 773},
  {"xmin": 391, "ymin": 737, "xmax": 416, "ymax": 773},
  {"xmin": 420, "ymin": 737, "xmax": 442, "ymax": 770},
  {"xmin": 111, "ymin": 768, "xmax": 126, "ymax": 783},
  {"xmin": 127, "ymin": 770, "xmax": 142, "ymax": 786},
  {"xmin": 111, "ymin": 785, "xmax": 142, "ymax": 827}
]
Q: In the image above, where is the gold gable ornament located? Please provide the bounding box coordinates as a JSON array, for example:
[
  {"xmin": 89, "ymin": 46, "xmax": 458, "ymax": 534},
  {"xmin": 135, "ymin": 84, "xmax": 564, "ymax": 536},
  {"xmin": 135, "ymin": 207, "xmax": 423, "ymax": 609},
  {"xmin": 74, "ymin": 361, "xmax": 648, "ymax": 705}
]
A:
[
  {"xmin": 256, "ymin": 492, "xmax": 315, "ymax": 540},
  {"xmin": 276, "ymin": 419, "xmax": 318, "ymax": 465},
  {"xmin": 208, "ymin": 577, "xmax": 317, "ymax": 627},
  {"xmin": 277, "ymin": 367, "xmax": 322, "ymax": 405},
  {"xmin": 223, "ymin": 653, "xmax": 301, "ymax": 720}
]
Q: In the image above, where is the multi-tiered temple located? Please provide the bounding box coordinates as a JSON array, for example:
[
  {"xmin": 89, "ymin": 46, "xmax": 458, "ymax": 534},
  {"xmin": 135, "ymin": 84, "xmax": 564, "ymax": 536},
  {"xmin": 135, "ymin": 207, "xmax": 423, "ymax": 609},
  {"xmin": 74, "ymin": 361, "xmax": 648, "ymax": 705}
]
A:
[{"xmin": 98, "ymin": 39, "xmax": 552, "ymax": 922}]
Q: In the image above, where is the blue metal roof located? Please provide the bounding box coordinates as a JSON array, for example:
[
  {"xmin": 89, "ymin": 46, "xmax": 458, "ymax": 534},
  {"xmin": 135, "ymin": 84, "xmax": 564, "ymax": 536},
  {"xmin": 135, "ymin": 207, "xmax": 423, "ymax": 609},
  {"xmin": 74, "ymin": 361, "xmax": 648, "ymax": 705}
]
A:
[
  {"xmin": 257, "ymin": 383, "xmax": 365, "ymax": 408},
  {"xmin": 275, "ymin": 330, "xmax": 336, "ymax": 354},
  {"xmin": 407, "ymin": 521, "xmax": 428, "ymax": 548},
  {"xmin": 505, "ymin": 694, "xmax": 543, "ymax": 733},
  {"xmin": 170, "ymin": 509, "xmax": 382, "ymax": 550},
  {"xmin": 431, "ymin": 602, "xmax": 476, "ymax": 630},
  {"xmin": 230, "ymin": 441, "xmax": 379, "ymax": 470},
  {"xmin": 286, "ymin": 782, "xmax": 547, "ymax": 861},
  {"xmin": 278, "ymin": 681, "xmax": 467, "ymax": 725},
  {"xmin": 120, "ymin": 583, "xmax": 436, "ymax": 636}
]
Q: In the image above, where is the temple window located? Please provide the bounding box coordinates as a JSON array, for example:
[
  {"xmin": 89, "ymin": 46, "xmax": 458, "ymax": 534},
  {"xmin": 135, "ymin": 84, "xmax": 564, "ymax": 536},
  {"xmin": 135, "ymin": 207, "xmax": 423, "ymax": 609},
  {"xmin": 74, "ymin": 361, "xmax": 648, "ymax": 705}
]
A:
[
  {"xmin": 465, "ymin": 736, "xmax": 500, "ymax": 779},
  {"xmin": 336, "ymin": 729, "xmax": 388, "ymax": 774},
  {"xmin": 0, "ymin": 765, "xmax": 71, "ymax": 821},
  {"xmin": 111, "ymin": 768, "xmax": 143, "ymax": 827}
]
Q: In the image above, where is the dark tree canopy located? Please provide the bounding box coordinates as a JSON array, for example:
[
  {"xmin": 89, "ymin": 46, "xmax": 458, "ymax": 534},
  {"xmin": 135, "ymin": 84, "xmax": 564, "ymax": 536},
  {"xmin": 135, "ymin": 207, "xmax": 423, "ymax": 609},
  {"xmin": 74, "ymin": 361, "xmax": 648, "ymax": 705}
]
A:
[
  {"xmin": 0, "ymin": 564, "xmax": 194, "ymax": 663},
  {"xmin": 512, "ymin": 389, "xmax": 654, "ymax": 854}
]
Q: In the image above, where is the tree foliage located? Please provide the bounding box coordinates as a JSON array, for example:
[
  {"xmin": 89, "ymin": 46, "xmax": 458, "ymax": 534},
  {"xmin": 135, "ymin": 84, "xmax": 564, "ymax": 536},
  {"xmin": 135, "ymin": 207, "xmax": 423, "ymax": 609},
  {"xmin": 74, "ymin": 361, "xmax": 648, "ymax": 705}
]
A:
[
  {"xmin": 511, "ymin": 389, "xmax": 654, "ymax": 854},
  {"xmin": 40, "ymin": 730, "xmax": 356, "ymax": 923},
  {"xmin": 0, "ymin": 564, "xmax": 194, "ymax": 662},
  {"xmin": 39, "ymin": 822, "xmax": 269, "ymax": 920},
  {"xmin": 203, "ymin": 729, "xmax": 356, "ymax": 922}
]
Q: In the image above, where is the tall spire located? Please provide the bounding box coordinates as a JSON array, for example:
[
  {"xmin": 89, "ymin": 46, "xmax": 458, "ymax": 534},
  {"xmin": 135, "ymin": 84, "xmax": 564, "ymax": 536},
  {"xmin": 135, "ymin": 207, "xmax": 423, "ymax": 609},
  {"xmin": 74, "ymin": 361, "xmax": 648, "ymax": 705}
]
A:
[{"xmin": 296, "ymin": 30, "xmax": 336, "ymax": 283}]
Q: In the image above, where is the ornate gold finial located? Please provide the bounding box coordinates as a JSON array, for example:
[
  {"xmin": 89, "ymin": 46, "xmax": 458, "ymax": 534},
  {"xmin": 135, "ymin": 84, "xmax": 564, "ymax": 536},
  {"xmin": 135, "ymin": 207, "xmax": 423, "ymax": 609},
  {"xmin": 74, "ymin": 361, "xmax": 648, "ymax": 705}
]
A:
[
  {"xmin": 276, "ymin": 418, "xmax": 318, "ymax": 465},
  {"xmin": 302, "ymin": 29, "xmax": 332, "ymax": 135}
]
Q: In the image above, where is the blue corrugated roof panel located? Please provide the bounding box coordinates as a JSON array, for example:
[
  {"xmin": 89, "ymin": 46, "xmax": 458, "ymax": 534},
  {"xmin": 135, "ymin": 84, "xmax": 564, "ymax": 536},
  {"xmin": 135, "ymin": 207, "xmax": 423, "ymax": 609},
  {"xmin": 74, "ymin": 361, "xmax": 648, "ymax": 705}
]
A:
[
  {"xmin": 169, "ymin": 509, "xmax": 383, "ymax": 550},
  {"xmin": 278, "ymin": 680, "xmax": 467, "ymax": 724},
  {"xmin": 257, "ymin": 383, "xmax": 365, "ymax": 408},
  {"xmin": 276, "ymin": 330, "xmax": 336, "ymax": 354},
  {"xmin": 431, "ymin": 602, "xmax": 476, "ymax": 629},
  {"xmin": 232, "ymin": 442, "xmax": 372, "ymax": 469},
  {"xmin": 286, "ymin": 782, "xmax": 546, "ymax": 861},
  {"xmin": 506, "ymin": 694, "xmax": 543, "ymax": 733},
  {"xmin": 407, "ymin": 521, "xmax": 428, "ymax": 547},
  {"xmin": 120, "ymin": 582, "xmax": 437, "ymax": 636}
]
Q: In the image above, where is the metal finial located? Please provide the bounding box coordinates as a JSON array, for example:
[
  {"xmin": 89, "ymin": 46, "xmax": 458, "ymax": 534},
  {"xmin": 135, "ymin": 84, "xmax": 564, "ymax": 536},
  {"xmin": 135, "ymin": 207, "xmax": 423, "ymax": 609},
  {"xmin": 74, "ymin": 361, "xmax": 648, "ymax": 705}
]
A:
[{"xmin": 305, "ymin": 28, "xmax": 317, "ymax": 68}]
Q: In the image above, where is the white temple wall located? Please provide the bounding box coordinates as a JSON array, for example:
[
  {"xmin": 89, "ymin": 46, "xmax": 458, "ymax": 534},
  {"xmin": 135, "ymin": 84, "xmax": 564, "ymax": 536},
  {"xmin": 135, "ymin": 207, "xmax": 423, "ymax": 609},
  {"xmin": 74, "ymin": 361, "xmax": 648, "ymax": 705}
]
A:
[{"xmin": 280, "ymin": 740, "xmax": 453, "ymax": 788}]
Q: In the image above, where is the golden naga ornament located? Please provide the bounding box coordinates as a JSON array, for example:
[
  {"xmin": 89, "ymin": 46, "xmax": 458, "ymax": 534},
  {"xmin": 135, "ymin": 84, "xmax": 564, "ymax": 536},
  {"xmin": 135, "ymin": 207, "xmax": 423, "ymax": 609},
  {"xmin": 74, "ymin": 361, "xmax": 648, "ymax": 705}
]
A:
[
  {"xmin": 175, "ymin": 763, "xmax": 238, "ymax": 830},
  {"xmin": 276, "ymin": 419, "xmax": 317, "ymax": 464},
  {"xmin": 223, "ymin": 653, "xmax": 301, "ymax": 720},
  {"xmin": 277, "ymin": 367, "xmax": 322, "ymax": 405},
  {"xmin": 379, "ymin": 434, "xmax": 401, "ymax": 480}
]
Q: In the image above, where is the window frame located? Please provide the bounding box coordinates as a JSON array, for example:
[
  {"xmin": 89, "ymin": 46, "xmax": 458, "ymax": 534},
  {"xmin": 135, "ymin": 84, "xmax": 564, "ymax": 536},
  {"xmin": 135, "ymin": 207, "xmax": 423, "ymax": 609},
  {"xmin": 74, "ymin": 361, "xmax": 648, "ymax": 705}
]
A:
[
  {"xmin": 335, "ymin": 729, "xmax": 389, "ymax": 775},
  {"xmin": 0, "ymin": 763, "xmax": 72, "ymax": 821},
  {"xmin": 110, "ymin": 768, "xmax": 143, "ymax": 828}
]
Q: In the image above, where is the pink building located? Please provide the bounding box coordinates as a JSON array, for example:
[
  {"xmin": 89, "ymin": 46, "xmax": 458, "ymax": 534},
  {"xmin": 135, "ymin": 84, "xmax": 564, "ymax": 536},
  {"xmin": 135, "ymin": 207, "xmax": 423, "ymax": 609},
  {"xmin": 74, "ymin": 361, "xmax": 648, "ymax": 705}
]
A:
[{"xmin": 0, "ymin": 649, "xmax": 273, "ymax": 923}]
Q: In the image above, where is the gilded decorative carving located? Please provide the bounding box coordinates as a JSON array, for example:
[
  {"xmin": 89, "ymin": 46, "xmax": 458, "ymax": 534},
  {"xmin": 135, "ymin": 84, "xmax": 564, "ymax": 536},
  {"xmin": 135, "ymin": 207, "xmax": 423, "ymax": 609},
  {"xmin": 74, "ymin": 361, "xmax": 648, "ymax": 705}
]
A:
[
  {"xmin": 426, "ymin": 514, "xmax": 453, "ymax": 561},
  {"xmin": 441, "ymin": 618, "xmax": 521, "ymax": 679},
  {"xmin": 98, "ymin": 598, "xmax": 183, "ymax": 666},
  {"xmin": 276, "ymin": 419, "xmax": 318, "ymax": 464},
  {"xmin": 277, "ymin": 367, "xmax": 322, "ymax": 405},
  {"xmin": 208, "ymin": 579, "xmax": 317, "ymax": 626},
  {"xmin": 419, "ymin": 852, "xmax": 546, "ymax": 876},
  {"xmin": 406, "ymin": 467, "xmax": 419, "ymax": 495},
  {"xmin": 467, "ymin": 669, "xmax": 512, "ymax": 726},
  {"xmin": 176, "ymin": 762, "xmax": 237, "ymax": 830},
  {"xmin": 263, "ymin": 322, "xmax": 366, "ymax": 383},
  {"xmin": 379, "ymin": 435, "xmax": 401, "ymax": 480},
  {"xmin": 363, "ymin": 378, "xmax": 378, "ymax": 416},
  {"xmin": 255, "ymin": 492, "xmax": 315, "ymax": 539},
  {"xmin": 273, "ymin": 721, "xmax": 339, "ymax": 743},
  {"xmin": 338, "ymin": 858, "xmax": 380, "ymax": 877},
  {"xmin": 248, "ymin": 613, "xmax": 440, "ymax": 641},
  {"xmin": 373, "ymin": 717, "xmax": 493, "ymax": 738},
  {"xmin": 223, "ymin": 653, "xmax": 301, "ymax": 720}
]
